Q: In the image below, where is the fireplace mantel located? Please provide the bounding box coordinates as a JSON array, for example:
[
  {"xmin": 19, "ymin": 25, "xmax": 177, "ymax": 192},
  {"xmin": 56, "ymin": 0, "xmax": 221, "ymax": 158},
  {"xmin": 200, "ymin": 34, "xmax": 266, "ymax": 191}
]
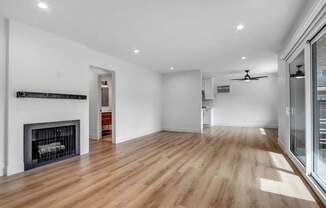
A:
[{"xmin": 17, "ymin": 91, "xmax": 87, "ymax": 100}]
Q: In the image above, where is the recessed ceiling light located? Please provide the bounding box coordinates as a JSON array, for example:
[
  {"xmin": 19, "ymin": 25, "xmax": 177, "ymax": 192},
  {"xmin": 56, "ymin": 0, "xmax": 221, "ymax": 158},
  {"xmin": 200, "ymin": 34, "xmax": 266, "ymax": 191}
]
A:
[
  {"xmin": 37, "ymin": 2, "xmax": 48, "ymax": 9},
  {"xmin": 170, "ymin": 66, "xmax": 174, "ymax": 70},
  {"xmin": 236, "ymin": 24, "xmax": 244, "ymax": 30},
  {"xmin": 241, "ymin": 56, "xmax": 247, "ymax": 60},
  {"xmin": 133, "ymin": 49, "xmax": 140, "ymax": 54}
]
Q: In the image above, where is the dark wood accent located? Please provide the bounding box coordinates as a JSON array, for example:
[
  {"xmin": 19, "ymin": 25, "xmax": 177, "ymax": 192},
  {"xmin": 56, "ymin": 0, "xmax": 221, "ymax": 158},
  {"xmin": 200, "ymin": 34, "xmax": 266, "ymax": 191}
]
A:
[
  {"xmin": 16, "ymin": 91, "xmax": 87, "ymax": 100},
  {"xmin": 101, "ymin": 112, "xmax": 112, "ymax": 136}
]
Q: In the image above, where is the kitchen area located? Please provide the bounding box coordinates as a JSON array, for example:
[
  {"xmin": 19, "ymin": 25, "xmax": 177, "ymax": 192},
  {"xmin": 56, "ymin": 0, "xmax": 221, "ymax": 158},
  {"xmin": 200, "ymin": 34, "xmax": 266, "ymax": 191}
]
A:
[{"xmin": 202, "ymin": 77, "xmax": 215, "ymax": 129}]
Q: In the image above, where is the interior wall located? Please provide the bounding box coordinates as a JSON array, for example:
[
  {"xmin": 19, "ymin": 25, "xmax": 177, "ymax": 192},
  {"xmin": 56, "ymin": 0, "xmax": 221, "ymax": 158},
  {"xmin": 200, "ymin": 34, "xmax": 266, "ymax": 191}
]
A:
[
  {"xmin": 162, "ymin": 70, "xmax": 202, "ymax": 133},
  {"xmin": 278, "ymin": 57, "xmax": 290, "ymax": 149},
  {"xmin": 89, "ymin": 69, "xmax": 101, "ymax": 140},
  {"xmin": 0, "ymin": 17, "xmax": 7, "ymax": 176},
  {"xmin": 5, "ymin": 19, "xmax": 162, "ymax": 175},
  {"xmin": 212, "ymin": 73, "xmax": 278, "ymax": 128},
  {"xmin": 7, "ymin": 20, "xmax": 91, "ymax": 175}
]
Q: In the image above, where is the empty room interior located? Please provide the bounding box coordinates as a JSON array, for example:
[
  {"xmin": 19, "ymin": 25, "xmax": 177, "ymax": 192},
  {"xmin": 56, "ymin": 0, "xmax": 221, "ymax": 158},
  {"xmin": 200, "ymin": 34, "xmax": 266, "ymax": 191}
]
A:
[{"xmin": 2, "ymin": 0, "xmax": 326, "ymax": 207}]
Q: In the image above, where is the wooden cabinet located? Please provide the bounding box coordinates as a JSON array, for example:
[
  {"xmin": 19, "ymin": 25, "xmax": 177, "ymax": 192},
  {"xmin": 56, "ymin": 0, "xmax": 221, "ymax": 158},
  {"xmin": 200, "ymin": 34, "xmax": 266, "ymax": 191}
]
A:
[{"xmin": 102, "ymin": 112, "xmax": 112, "ymax": 137}]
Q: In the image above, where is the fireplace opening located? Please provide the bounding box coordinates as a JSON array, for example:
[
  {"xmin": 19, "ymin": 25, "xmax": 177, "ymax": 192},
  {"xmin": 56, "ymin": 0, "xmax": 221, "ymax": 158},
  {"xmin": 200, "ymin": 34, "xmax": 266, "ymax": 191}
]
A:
[{"xmin": 24, "ymin": 120, "xmax": 80, "ymax": 170}]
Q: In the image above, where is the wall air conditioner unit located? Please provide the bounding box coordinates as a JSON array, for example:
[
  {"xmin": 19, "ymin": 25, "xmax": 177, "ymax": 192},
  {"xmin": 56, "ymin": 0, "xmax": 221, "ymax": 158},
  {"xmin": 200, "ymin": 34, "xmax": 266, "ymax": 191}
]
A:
[{"xmin": 217, "ymin": 85, "xmax": 230, "ymax": 93}]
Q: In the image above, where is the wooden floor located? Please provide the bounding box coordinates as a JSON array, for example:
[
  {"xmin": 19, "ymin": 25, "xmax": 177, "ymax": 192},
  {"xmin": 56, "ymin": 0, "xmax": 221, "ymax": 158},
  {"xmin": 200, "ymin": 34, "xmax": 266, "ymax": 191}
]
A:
[
  {"xmin": 0, "ymin": 127, "xmax": 323, "ymax": 208},
  {"xmin": 102, "ymin": 136, "xmax": 112, "ymax": 143}
]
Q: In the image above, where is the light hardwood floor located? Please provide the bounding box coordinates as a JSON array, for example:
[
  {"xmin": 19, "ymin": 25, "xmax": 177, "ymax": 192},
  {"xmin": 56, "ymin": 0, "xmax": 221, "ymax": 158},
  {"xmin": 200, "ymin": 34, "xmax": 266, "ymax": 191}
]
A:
[{"xmin": 0, "ymin": 127, "xmax": 324, "ymax": 208}]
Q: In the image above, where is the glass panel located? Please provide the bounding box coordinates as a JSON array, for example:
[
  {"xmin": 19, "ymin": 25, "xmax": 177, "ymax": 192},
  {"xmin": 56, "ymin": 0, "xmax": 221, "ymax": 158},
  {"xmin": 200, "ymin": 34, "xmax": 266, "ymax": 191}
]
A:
[
  {"xmin": 312, "ymin": 34, "xmax": 326, "ymax": 188},
  {"xmin": 289, "ymin": 51, "xmax": 306, "ymax": 166}
]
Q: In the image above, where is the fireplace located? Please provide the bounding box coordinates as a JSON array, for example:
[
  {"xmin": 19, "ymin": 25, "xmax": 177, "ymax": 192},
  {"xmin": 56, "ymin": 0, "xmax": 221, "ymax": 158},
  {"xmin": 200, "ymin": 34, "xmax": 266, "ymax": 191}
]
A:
[{"xmin": 24, "ymin": 120, "xmax": 80, "ymax": 170}]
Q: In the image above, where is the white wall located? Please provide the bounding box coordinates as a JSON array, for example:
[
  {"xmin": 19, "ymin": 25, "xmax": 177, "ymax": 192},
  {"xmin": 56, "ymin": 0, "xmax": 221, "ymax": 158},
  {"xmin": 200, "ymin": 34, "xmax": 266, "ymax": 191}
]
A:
[
  {"xmin": 4, "ymin": 19, "xmax": 162, "ymax": 175},
  {"xmin": 89, "ymin": 69, "xmax": 101, "ymax": 140},
  {"xmin": 162, "ymin": 70, "xmax": 202, "ymax": 133},
  {"xmin": 6, "ymin": 20, "xmax": 91, "ymax": 175},
  {"xmin": 277, "ymin": 57, "xmax": 290, "ymax": 149},
  {"xmin": 212, "ymin": 73, "xmax": 278, "ymax": 128},
  {"xmin": 0, "ymin": 17, "xmax": 7, "ymax": 176}
]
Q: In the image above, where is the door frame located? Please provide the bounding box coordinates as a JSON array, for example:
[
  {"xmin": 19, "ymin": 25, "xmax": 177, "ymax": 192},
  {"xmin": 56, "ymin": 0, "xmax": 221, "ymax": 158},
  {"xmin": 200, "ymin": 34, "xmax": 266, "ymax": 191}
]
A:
[{"xmin": 89, "ymin": 65, "xmax": 116, "ymax": 144}]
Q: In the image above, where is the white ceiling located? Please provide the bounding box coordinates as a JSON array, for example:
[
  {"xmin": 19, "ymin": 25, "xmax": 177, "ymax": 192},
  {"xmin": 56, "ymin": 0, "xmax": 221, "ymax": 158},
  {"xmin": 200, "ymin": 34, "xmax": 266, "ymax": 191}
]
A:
[{"xmin": 0, "ymin": 0, "xmax": 316, "ymax": 76}]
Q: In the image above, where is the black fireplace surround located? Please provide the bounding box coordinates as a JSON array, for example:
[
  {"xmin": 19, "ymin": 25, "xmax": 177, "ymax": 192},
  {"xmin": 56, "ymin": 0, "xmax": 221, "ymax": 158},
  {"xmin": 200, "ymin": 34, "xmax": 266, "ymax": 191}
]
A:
[{"xmin": 24, "ymin": 120, "xmax": 80, "ymax": 170}]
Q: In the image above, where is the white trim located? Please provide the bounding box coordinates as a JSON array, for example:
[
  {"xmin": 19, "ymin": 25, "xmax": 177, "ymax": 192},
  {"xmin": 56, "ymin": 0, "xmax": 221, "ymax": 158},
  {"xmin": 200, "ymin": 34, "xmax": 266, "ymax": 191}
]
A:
[
  {"xmin": 279, "ymin": 138, "xmax": 306, "ymax": 172},
  {"xmin": 281, "ymin": 0, "xmax": 326, "ymax": 60},
  {"xmin": 115, "ymin": 130, "xmax": 163, "ymax": 144},
  {"xmin": 305, "ymin": 44, "xmax": 313, "ymax": 175},
  {"xmin": 289, "ymin": 148, "xmax": 306, "ymax": 172},
  {"xmin": 4, "ymin": 18, "xmax": 9, "ymax": 178},
  {"xmin": 210, "ymin": 124, "xmax": 278, "ymax": 129},
  {"xmin": 80, "ymin": 149, "xmax": 89, "ymax": 156},
  {"xmin": 0, "ymin": 166, "xmax": 4, "ymax": 176},
  {"xmin": 286, "ymin": 45, "xmax": 305, "ymax": 63},
  {"xmin": 5, "ymin": 163, "xmax": 24, "ymax": 176},
  {"xmin": 89, "ymin": 65, "xmax": 116, "ymax": 144},
  {"xmin": 310, "ymin": 25, "xmax": 326, "ymax": 45},
  {"xmin": 278, "ymin": 137, "xmax": 288, "ymax": 152},
  {"xmin": 162, "ymin": 128, "xmax": 201, "ymax": 134}
]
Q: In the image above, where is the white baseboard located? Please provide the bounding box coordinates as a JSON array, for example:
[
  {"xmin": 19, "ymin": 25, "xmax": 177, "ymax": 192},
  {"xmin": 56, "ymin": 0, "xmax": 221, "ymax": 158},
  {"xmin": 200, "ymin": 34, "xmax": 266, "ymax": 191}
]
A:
[
  {"xmin": 89, "ymin": 137, "xmax": 101, "ymax": 140},
  {"xmin": 0, "ymin": 166, "xmax": 5, "ymax": 176},
  {"xmin": 213, "ymin": 124, "xmax": 278, "ymax": 129},
  {"xmin": 278, "ymin": 138, "xmax": 288, "ymax": 153},
  {"xmin": 163, "ymin": 127, "xmax": 201, "ymax": 134},
  {"xmin": 80, "ymin": 150, "xmax": 89, "ymax": 155},
  {"xmin": 89, "ymin": 134, "xmax": 100, "ymax": 140},
  {"xmin": 5, "ymin": 163, "xmax": 24, "ymax": 176},
  {"xmin": 116, "ymin": 129, "xmax": 163, "ymax": 144}
]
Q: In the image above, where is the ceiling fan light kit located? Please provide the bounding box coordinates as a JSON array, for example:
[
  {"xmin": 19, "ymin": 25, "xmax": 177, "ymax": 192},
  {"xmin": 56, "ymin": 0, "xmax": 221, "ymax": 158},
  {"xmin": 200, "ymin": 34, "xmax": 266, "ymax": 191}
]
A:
[{"xmin": 290, "ymin": 64, "xmax": 305, "ymax": 79}]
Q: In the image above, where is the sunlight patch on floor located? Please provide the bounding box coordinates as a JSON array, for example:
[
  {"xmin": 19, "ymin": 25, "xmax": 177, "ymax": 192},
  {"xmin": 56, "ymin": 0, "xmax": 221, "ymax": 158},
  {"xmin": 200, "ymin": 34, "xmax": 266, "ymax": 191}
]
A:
[
  {"xmin": 268, "ymin": 151, "xmax": 294, "ymax": 173},
  {"xmin": 258, "ymin": 176, "xmax": 315, "ymax": 202},
  {"xmin": 259, "ymin": 128, "xmax": 266, "ymax": 135}
]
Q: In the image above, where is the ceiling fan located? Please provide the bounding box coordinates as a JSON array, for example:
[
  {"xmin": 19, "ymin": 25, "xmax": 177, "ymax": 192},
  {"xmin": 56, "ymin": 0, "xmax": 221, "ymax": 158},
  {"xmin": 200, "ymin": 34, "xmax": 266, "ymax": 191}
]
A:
[{"xmin": 231, "ymin": 70, "xmax": 268, "ymax": 82}]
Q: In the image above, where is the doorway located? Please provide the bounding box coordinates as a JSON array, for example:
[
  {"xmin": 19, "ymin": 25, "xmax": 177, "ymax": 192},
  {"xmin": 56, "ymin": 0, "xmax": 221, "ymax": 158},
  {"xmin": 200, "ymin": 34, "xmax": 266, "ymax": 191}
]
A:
[{"xmin": 89, "ymin": 66, "xmax": 115, "ymax": 144}]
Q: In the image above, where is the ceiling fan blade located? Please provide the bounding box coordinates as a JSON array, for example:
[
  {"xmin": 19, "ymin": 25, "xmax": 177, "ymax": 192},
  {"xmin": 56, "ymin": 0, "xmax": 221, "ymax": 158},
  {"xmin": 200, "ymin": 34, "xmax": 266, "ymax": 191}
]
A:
[
  {"xmin": 230, "ymin": 78, "xmax": 245, "ymax": 81},
  {"xmin": 251, "ymin": 76, "xmax": 268, "ymax": 79}
]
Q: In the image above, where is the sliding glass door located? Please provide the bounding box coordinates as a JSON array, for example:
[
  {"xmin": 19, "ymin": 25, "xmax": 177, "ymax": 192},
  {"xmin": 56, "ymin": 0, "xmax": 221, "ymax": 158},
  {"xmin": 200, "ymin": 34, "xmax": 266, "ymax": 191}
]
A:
[
  {"xmin": 289, "ymin": 51, "xmax": 306, "ymax": 166},
  {"xmin": 312, "ymin": 34, "xmax": 326, "ymax": 190}
]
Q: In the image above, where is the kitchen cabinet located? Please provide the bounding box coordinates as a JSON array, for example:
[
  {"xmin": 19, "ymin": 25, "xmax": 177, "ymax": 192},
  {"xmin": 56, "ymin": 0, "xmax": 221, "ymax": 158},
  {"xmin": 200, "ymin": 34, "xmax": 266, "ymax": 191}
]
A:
[
  {"xmin": 203, "ymin": 78, "xmax": 214, "ymax": 100},
  {"xmin": 102, "ymin": 112, "xmax": 112, "ymax": 137}
]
